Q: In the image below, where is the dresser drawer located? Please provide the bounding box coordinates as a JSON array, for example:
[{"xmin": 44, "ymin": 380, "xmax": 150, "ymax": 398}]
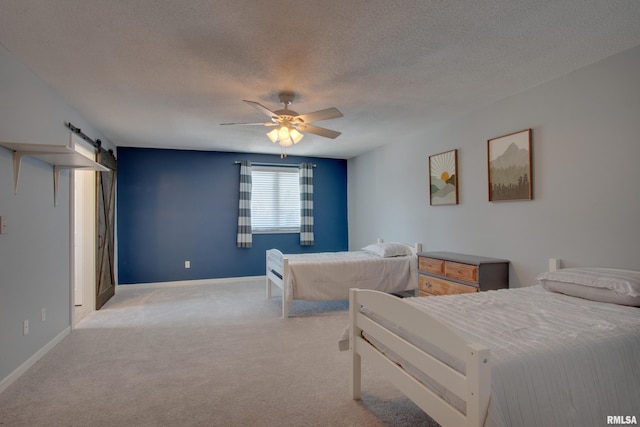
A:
[
  {"xmin": 419, "ymin": 275, "xmax": 478, "ymax": 296},
  {"xmin": 417, "ymin": 252, "xmax": 509, "ymax": 293},
  {"xmin": 418, "ymin": 257, "xmax": 444, "ymax": 275},
  {"xmin": 444, "ymin": 261, "xmax": 478, "ymax": 283}
]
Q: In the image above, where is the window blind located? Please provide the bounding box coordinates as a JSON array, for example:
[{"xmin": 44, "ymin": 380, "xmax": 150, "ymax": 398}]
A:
[{"xmin": 251, "ymin": 166, "xmax": 300, "ymax": 232}]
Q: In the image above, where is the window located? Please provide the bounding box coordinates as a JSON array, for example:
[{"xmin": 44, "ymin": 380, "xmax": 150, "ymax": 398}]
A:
[{"xmin": 251, "ymin": 166, "xmax": 300, "ymax": 233}]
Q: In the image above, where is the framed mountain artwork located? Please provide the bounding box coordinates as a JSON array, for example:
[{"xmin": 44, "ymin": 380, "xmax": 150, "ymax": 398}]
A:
[
  {"xmin": 429, "ymin": 149, "xmax": 458, "ymax": 206},
  {"xmin": 488, "ymin": 129, "xmax": 532, "ymax": 201}
]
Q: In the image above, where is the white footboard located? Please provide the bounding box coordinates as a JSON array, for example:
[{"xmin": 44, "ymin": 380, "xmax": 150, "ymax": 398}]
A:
[
  {"xmin": 349, "ymin": 289, "xmax": 490, "ymax": 427},
  {"xmin": 266, "ymin": 248, "xmax": 290, "ymax": 318}
]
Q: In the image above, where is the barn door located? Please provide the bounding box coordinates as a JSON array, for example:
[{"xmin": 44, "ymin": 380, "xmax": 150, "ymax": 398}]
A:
[{"xmin": 96, "ymin": 148, "xmax": 117, "ymax": 309}]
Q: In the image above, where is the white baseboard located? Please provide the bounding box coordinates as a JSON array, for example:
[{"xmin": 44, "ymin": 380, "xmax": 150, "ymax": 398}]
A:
[
  {"xmin": 0, "ymin": 326, "xmax": 70, "ymax": 394},
  {"xmin": 122, "ymin": 275, "xmax": 267, "ymax": 289}
]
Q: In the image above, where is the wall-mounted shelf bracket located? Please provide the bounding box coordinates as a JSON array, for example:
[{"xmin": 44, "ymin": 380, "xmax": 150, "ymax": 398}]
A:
[{"xmin": 1, "ymin": 141, "xmax": 109, "ymax": 206}]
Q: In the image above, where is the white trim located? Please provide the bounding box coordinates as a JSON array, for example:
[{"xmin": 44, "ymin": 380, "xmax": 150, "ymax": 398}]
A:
[
  {"xmin": 0, "ymin": 327, "xmax": 70, "ymax": 394},
  {"xmin": 123, "ymin": 276, "xmax": 265, "ymax": 289},
  {"xmin": 69, "ymin": 168, "xmax": 75, "ymax": 330}
]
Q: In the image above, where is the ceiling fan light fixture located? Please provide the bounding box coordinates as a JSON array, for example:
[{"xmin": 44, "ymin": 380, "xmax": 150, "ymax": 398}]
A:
[
  {"xmin": 267, "ymin": 125, "xmax": 302, "ymax": 148},
  {"xmin": 266, "ymin": 128, "xmax": 279, "ymax": 143},
  {"xmin": 278, "ymin": 126, "xmax": 290, "ymax": 141},
  {"xmin": 290, "ymin": 129, "xmax": 303, "ymax": 144},
  {"xmin": 280, "ymin": 138, "xmax": 293, "ymax": 147}
]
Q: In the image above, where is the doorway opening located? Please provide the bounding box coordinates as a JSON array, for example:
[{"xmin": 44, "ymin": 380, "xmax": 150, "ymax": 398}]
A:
[{"xmin": 72, "ymin": 141, "xmax": 97, "ymax": 325}]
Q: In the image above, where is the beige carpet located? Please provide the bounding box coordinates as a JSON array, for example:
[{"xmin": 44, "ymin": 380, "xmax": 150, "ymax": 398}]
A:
[{"xmin": 0, "ymin": 278, "xmax": 440, "ymax": 426}]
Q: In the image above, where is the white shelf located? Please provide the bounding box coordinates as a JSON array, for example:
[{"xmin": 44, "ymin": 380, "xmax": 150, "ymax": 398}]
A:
[{"xmin": 0, "ymin": 140, "xmax": 109, "ymax": 206}]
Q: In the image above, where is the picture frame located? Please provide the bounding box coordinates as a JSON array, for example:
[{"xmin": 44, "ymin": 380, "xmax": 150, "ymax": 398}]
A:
[
  {"xmin": 487, "ymin": 129, "xmax": 532, "ymax": 201},
  {"xmin": 429, "ymin": 149, "xmax": 458, "ymax": 206}
]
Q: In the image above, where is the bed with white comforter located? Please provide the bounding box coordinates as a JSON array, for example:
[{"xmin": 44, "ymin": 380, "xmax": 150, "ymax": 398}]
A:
[
  {"xmin": 404, "ymin": 285, "xmax": 640, "ymax": 426},
  {"xmin": 346, "ymin": 268, "xmax": 640, "ymax": 427},
  {"xmin": 266, "ymin": 242, "xmax": 419, "ymax": 317}
]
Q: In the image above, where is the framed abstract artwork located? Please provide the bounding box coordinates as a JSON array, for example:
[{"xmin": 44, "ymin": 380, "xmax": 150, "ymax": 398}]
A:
[
  {"xmin": 429, "ymin": 149, "xmax": 458, "ymax": 206},
  {"xmin": 487, "ymin": 129, "xmax": 532, "ymax": 201}
]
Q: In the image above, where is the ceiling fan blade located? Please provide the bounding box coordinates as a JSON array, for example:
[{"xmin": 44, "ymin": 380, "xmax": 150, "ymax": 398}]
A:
[
  {"xmin": 295, "ymin": 107, "xmax": 343, "ymax": 124},
  {"xmin": 220, "ymin": 121, "xmax": 276, "ymax": 126},
  {"xmin": 296, "ymin": 123, "xmax": 341, "ymax": 139},
  {"xmin": 243, "ymin": 100, "xmax": 279, "ymax": 119}
]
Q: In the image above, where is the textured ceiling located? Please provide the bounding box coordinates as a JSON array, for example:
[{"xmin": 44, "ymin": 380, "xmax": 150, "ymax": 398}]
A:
[{"xmin": 1, "ymin": 1, "xmax": 640, "ymax": 159}]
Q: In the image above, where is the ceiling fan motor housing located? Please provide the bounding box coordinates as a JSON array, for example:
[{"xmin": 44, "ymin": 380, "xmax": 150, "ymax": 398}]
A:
[{"xmin": 278, "ymin": 91, "xmax": 296, "ymax": 105}]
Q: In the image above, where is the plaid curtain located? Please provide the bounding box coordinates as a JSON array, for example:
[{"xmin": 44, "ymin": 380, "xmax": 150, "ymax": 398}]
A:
[
  {"xmin": 237, "ymin": 160, "xmax": 252, "ymax": 248},
  {"xmin": 299, "ymin": 163, "xmax": 314, "ymax": 246}
]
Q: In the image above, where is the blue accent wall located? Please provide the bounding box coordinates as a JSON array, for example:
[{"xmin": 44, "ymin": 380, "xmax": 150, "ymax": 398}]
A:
[{"xmin": 116, "ymin": 148, "xmax": 348, "ymax": 284}]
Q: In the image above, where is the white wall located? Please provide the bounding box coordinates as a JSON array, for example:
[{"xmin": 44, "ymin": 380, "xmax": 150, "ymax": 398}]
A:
[
  {"xmin": 348, "ymin": 45, "xmax": 640, "ymax": 287},
  {"xmin": 0, "ymin": 44, "xmax": 115, "ymax": 386}
]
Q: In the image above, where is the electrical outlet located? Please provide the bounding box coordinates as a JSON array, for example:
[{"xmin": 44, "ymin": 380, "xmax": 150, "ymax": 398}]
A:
[
  {"xmin": 23, "ymin": 320, "xmax": 29, "ymax": 336},
  {"xmin": 42, "ymin": 308, "xmax": 46, "ymax": 322},
  {"xmin": 185, "ymin": 260, "xmax": 190, "ymax": 269}
]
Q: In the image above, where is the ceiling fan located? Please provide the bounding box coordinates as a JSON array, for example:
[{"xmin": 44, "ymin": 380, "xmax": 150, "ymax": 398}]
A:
[{"xmin": 221, "ymin": 92, "xmax": 343, "ymax": 157}]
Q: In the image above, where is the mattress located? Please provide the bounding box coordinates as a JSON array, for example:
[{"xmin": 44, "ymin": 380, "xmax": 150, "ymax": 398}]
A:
[
  {"xmin": 399, "ymin": 286, "xmax": 640, "ymax": 427},
  {"xmin": 285, "ymin": 250, "xmax": 417, "ymax": 305}
]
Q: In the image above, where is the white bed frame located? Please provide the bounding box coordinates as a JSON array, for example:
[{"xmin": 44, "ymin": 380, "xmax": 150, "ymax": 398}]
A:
[
  {"xmin": 349, "ymin": 260, "xmax": 563, "ymax": 427},
  {"xmin": 265, "ymin": 248, "xmax": 290, "ymax": 317},
  {"xmin": 349, "ymin": 288, "xmax": 490, "ymax": 427},
  {"xmin": 266, "ymin": 243, "xmax": 422, "ymax": 318}
]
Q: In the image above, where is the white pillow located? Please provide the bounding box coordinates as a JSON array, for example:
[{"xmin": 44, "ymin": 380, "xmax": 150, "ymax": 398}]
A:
[
  {"xmin": 537, "ymin": 268, "xmax": 640, "ymax": 306},
  {"xmin": 362, "ymin": 242, "xmax": 413, "ymax": 258}
]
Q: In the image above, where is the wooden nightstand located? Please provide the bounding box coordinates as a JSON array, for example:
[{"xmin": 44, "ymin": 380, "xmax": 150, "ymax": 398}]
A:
[{"xmin": 417, "ymin": 252, "xmax": 509, "ymax": 296}]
